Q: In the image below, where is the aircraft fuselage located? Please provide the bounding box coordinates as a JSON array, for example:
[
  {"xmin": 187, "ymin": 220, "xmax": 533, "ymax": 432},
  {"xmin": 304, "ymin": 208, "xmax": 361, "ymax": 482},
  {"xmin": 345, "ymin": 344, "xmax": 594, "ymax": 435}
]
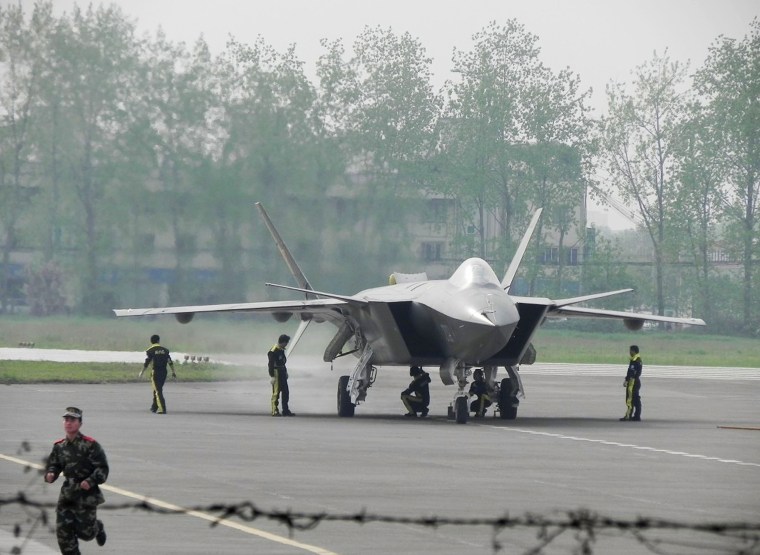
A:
[{"xmin": 352, "ymin": 258, "xmax": 520, "ymax": 366}]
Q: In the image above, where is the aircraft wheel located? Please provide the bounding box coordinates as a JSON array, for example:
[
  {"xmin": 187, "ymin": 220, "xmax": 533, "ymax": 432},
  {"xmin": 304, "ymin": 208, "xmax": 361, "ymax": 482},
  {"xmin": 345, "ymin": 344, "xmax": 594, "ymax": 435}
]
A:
[
  {"xmin": 498, "ymin": 378, "xmax": 518, "ymax": 420},
  {"xmin": 455, "ymin": 396, "xmax": 468, "ymax": 424},
  {"xmin": 337, "ymin": 375, "xmax": 355, "ymax": 417}
]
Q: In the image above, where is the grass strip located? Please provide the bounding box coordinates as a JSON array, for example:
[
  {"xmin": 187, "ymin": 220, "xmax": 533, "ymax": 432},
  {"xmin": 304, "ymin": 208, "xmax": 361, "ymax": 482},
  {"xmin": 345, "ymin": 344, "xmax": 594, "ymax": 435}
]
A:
[{"xmin": 0, "ymin": 361, "xmax": 264, "ymax": 384}]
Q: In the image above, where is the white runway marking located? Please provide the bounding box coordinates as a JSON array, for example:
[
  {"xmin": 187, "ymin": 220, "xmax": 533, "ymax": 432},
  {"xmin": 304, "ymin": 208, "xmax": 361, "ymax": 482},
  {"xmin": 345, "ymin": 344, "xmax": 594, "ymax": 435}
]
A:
[
  {"xmin": 487, "ymin": 428, "xmax": 760, "ymax": 467},
  {"xmin": 0, "ymin": 454, "xmax": 339, "ymax": 555}
]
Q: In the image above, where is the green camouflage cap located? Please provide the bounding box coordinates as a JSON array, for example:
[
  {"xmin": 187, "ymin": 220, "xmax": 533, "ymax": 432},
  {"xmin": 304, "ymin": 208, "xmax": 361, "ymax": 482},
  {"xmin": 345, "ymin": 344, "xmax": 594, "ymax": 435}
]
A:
[{"xmin": 62, "ymin": 407, "xmax": 82, "ymax": 419}]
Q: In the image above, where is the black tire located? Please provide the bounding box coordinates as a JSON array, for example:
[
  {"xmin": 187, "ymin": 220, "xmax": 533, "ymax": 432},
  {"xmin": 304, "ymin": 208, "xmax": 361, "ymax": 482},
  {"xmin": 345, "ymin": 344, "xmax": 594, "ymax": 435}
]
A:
[
  {"xmin": 498, "ymin": 377, "xmax": 518, "ymax": 420},
  {"xmin": 337, "ymin": 375, "xmax": 355, "ymax": 417},
  {"xmin": 455, "ymin": 396, "xmax": 468, "ymax": 424}
]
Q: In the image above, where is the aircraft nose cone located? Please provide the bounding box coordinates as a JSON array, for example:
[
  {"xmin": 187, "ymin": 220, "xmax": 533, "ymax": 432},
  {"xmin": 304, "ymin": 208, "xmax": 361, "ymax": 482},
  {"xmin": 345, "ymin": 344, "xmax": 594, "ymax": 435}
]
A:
[
  {"xmin": 412, "ymin": 285, "xmax": 520, "ymax": 363},
  {"xmin": 485, "ymin": 292, "xmax": 520, "ymax": 326},
  {"xmin": 464, "ymin": 294, "xmax": 519, "ymax": 360},
  {"xmin": 443, "ymin": 300, "xmax": 517, "ymax": 362}
]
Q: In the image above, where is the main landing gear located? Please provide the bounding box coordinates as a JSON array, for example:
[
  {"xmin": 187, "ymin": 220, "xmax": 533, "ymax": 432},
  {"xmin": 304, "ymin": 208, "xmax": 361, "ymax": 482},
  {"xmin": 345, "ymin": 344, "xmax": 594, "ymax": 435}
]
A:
[
  {"xmin": 336, "ymin": 343, "xmax": 376, "ymax": 417},
  {"xmin": 446, "ymin": 365, "xmax": 523, "ymax": 424},
  {"xmin": 335, "ymin": 353, "xmax": 524, "ymax": 423},
  {"xmin": 337, "ymin": 375, "xmax": 355, "ymax": 416},
  {"xmin": 444, "ymin": 363, "xmax": 471, "ymax": 424},
  {"xmin": 498, "ymin": 366, "xmax": 522, "ymax": 420}
]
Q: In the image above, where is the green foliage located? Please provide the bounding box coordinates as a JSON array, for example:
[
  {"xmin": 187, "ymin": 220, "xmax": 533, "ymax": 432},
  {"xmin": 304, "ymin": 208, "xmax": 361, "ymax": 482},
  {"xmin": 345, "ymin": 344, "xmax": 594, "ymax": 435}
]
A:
[
  {"xmin": 578, "ymin": 231, "xmax": 639, "ymax": 309},
  {"xmin": 0, "ymin": 360, "xmax": 260, "ymax": 384},
  {"xmin": 693, "ymin": 18, "xmax": 760, "ymax": 328},
  {"xmin": 0, "ymin": 2, "xmax": 55, "ymax": 312},
  {"xmin": 23, "ymin": 261, "xmax": 66, "ymax": 315},
  {"xmin": 436, "ymin": 19, "xmax": 593, "ymax": 278},
  {"xmin": 0, "ymin": 2, "xmax": 757, "ymax": 334},
  {"xmin": 602, "ymin": 50, "xmax": 690, "ymax": 320}
]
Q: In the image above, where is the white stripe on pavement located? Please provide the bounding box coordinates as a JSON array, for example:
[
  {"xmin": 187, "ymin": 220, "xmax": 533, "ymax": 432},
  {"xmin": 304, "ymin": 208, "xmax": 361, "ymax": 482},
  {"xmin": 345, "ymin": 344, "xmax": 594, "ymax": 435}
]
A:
[{"xmin": 0, "ymin": 454, "xmax": 339, "ymax": 555}]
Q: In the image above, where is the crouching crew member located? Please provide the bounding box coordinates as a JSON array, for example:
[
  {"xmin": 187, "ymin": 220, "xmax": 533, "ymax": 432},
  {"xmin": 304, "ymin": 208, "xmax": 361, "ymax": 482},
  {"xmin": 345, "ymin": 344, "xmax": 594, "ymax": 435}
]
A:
[
  {"xmin": 401, "ymin": 366, "xmax": 431, "ymax": 417},
  {"xmin": 45, "ymin": 407, "xmax": 108, "ymax": 554},
  {"xmin": 269, "ymin": 334, "xmax": 295, "ymax": 416},
  {"xmin": 469, "ymin": 368, "xmax": 494, "ymax": 417}
]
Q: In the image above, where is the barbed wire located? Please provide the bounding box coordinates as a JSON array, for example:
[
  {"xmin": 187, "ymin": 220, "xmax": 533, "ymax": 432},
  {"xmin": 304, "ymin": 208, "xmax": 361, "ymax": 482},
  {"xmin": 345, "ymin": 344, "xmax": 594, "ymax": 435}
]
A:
[
  {"xmin": 3, "ymin": 446, "xmax": 759, "ymax": 555},
  {"xmin": 3, "ymin": 490, "xmax": 760, "ymax": 555}
]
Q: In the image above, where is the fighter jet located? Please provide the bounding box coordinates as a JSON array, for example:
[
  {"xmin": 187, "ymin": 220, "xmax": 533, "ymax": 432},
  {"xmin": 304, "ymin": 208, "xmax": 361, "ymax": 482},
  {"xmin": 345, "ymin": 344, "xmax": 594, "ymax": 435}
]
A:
[{"xmin": 114, "ymin": 203, "xmax": 705, "ymax": 423}]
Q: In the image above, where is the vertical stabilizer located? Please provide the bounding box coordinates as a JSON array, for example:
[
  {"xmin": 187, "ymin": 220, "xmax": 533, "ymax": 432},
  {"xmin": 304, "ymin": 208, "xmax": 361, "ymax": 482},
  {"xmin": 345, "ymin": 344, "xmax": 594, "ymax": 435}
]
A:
[
  {"xmin": 255, "ymin": 202, "xmax": 316, "ymax": 355},
  {"xmin": 255, "ymin": 202, "xmax": 315, "ymax": 298},
  {"xmin": 501, "ymin": 209, "xmax": 543, "ymax": 292}
]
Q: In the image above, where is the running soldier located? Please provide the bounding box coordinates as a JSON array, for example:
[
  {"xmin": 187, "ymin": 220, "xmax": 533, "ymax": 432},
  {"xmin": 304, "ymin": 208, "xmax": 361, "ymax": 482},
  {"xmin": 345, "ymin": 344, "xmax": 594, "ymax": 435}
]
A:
[{"xmin": 44, "ymin": 407, "xmax": 108, "ymax": 554}]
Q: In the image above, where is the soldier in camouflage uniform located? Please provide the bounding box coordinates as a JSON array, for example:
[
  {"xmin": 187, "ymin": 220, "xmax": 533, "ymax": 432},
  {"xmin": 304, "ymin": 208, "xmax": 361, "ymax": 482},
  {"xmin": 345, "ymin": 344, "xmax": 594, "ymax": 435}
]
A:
[{"xmin": 45, "ymin": 407, "xmax": 108, "ymax": 554}]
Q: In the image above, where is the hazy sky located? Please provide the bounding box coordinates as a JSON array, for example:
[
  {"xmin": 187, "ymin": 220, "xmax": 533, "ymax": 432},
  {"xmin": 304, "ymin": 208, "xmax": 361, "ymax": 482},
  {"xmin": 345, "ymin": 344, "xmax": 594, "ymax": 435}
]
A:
[{"xmin": 13, "ymin": 0, "xmax": 760, "ymax": 228}]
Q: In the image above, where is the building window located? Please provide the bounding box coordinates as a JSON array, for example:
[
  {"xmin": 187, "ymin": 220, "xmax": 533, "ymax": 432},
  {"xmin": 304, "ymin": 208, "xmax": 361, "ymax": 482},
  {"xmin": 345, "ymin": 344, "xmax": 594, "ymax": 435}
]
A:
[
  {"xmin": 176, "ymin": 234, "xmax": 196, "ymax": 254},
  {"xmin": 541, "ymin": 247, "xmax": 559, "ymax": 265},
  {"xmin": 422, "ymin": 242, "xmax": 443, "ymax": 261},
  {"xmin": 541, "ymin": 247, "xmax": 579, "ymax": 266},
  {"xmin": 567, "ymin": 248, "xmax": 578, "ymax": 266},
  {"xmin": 140, "ymin": 233, "xmax": 155, "ymax": 251},
  {"xmin": 425, "ymin": 199, "xmax": 448, "ymax": 223}
]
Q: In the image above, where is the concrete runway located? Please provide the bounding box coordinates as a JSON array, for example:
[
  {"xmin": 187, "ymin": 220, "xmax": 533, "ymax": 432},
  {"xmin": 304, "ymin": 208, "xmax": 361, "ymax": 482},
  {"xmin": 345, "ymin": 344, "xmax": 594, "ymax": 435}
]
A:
[{"xmin": 2, "ymin": 363, "xmax": 759, "ymax": 554}]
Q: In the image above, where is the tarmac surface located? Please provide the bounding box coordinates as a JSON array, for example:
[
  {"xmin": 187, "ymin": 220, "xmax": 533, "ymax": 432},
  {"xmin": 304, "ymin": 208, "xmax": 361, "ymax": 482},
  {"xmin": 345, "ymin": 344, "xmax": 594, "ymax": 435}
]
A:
[{"xmin": 1, "ymin": 357, "xmax": 759, "ymax": 554}]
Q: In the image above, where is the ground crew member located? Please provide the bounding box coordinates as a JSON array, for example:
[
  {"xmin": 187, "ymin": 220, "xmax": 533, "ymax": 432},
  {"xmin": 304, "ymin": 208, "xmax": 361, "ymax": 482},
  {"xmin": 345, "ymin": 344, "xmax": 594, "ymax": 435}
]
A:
[
  {"xmin": 269, "ymin": 334, "xmax": 295, "ymax": 416},
  {"xmin": 139, "ymin": 334, "xmax": 176, "ymax": 414},
  {"xmin": 468, "ymin": 368, "xmax": 494, "ymax": 417},
  {"xmin": 44, "ymin": 407, "xmax": 108, "ymax": 554},
  {"xmin": 401, "ymin": 366, "xmax": 431, "ymax": 417},
  {"xmin": 620, "ymin": 344, "xmax": 643, "ymax": 421}
]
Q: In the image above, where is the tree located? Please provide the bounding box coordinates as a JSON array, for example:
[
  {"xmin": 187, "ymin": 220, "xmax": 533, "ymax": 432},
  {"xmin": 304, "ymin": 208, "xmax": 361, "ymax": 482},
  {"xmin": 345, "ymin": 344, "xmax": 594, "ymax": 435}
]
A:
[
  {"xmin": 350, "ymin": 26, "xmax": 441, "ymax": 274},
  {"xmin": 518, "ymin": 142, "xmax": 584, "ymax": 295},
  {"xmin": 214, "ymin": 37, "xmax": 325, "ymax": 294},
  {"xmin": 33, "ymin": 4, "xmax": 142, "ymax": 314},
  {"xmin": 440, "ymin": 20, "xmax": 543, "ymax": 261},
  {"xmin": 438, "ymin": 21, "xmax": 593, "ymax": 291},
  {"xmin": 314, "ymin": 27, "xmax": 442, "ymax": 287},
  {"xmin": 694, "ymin": 19, "xmax": 760, "ymax": 333},
  {"xmin": 568, "ymin": 228, "xmax": 639, "ymax": 331},
  {"xmin": 125, "ymin": 33, "xmax": 223, "ymax": 305},
  {"xmin": 672, "ymin": 102, "xmax": 724, "ymax": 325},
  {"xmin": 348, "ymin": 26, "xmax": 441, "ymax": 174},
  {"xmin": 0, "ymin": 2, "xmax": 54, "ymax": 312},
  {"xmin": 24, "ymin": 260, "xmax": 66, "ymax": 315},
  {"xmin": 602, "ymin": 50, "xmax": 689, "ymax": 318}
]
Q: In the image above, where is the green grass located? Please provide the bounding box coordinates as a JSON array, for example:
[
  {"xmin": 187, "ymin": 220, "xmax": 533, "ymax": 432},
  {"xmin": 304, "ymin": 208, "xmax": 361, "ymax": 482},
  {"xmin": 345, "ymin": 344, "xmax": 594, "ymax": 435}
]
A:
[
  {"xmin": 532, "ymin": 327, "xmax": 760, "ymax": 367},
  {"xmin": 0, "ymin": 315, "xmax": 757, "ymax": 386},
  {"xmin": 0, "ymin": 315, "xmax": 273, "ymax": 352},
  {"xmin": 0, "ymin": 360, "xmax": 263, "ymax": 384}
]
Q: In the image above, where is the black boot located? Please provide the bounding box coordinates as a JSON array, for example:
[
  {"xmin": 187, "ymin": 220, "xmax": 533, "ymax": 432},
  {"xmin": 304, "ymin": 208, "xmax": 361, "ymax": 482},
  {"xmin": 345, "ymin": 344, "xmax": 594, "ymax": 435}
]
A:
[{"xmin": 96, "ymin": 520, "xmax": 107, "ymax": 546}]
